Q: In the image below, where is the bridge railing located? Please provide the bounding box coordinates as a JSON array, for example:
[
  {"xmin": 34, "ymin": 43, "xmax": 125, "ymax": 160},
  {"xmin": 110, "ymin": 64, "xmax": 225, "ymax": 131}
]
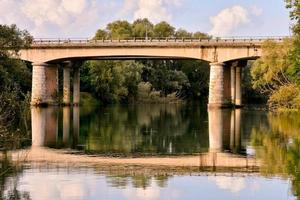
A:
[{"xmin": 32, "ymin": 36, "xmax": 290, "ymax": 45}]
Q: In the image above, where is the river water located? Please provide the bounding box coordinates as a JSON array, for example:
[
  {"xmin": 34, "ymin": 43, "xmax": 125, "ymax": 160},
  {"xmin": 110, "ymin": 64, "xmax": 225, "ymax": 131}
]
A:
[{"xmin": 1, "ymin": 104, "xmax": 299, "ymax": 200}]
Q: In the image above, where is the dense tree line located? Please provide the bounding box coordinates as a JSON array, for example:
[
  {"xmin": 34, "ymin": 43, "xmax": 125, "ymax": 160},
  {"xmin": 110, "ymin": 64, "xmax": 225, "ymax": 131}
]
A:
[{"xmin": 81, "ymin": 19, "xmax": 211, "ymax": 104}]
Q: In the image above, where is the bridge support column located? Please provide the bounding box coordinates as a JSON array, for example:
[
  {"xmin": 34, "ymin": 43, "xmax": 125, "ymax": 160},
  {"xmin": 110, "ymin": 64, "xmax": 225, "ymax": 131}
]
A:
[
  {"xmin": 31, "ymin": 63, "xmax": 58, "ymax": 106},
  {"xmin": 73, "ymin": 67, "xmax": 80, "ymax": 106},
  {"xmin": 45, "ymin": 64, "xmax": 59, "ymax": 105},
  {"xmin": 31, "ymin": 63, "xmax": 47, "ymax": 106},
  {"xmin": 235, "ymin": 66, "xmax": 242, "ymax": 107},
  {"xmin": 230, "ymin": 65, "xmax": 236, "ymax": 105},
  {"xmin": 208, "ymin": 62, "xmax": 232, "ymax": 108},
  {"xmin": 63, "ymin": 64, "xmax": 71, "ymax": 105}
]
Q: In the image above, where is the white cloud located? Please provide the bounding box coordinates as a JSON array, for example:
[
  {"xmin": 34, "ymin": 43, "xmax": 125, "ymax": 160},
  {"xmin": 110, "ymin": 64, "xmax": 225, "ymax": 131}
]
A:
[
  {"xmin": 251, "ymin": 5, "xmax": 263, "ymax": 16},
  {"xmin": 121, "ymin": 0, "xmax": 183, "ymax": 23},
  {"xmin": 209, "ymin": 5, "xmax": 263, "ymax": 37},
  {"xmin": 0, "ymin": 0, "xmax": 113, "ymax": 37},
  {"xmin": 209, "ymin": 5, "xmax": 250, "ymax": 36},
  {"xmin": 208, "ymin": 176, "xmax": 246, "ymax": 194}
]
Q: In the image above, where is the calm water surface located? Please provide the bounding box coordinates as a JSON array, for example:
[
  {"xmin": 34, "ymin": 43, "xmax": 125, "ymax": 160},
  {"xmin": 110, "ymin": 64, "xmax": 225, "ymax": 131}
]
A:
[{"xmin": 1, "ymin": 104, "xmax": 300, "ymax": 200}]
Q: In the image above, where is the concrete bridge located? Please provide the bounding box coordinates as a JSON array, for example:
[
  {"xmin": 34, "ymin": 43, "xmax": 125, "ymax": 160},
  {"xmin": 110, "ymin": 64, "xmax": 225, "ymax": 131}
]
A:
[{"xmin": 19, "ymin": 37, "xmax": 286, "ymax": 107}]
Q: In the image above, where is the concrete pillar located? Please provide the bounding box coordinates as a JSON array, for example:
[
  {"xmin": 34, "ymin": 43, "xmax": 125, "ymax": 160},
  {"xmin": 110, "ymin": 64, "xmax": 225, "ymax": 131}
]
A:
[
  {"xmin": 45, "ymin": 64, "xmax": 59, "ymax": 105},
  {"xmin": 31, "ymin": 107, "xmax": 46, "ymax": 146},
  {"xmin": 63, "ymin": 65, "xmax": 71, "ymax": 105},
  {"xmin": 230, "ymin": 65, "xmax": 236, "ymax": 105},
  {"xmin": 208, "ymin": 109, "xmax": 223, "ymax": 153},
  {"xmin": 31, "ymin": 63, "xmax": 59, "ymax": 106},
  {"xmin": 31, "ymin": 63, "xmax": 47, "ymax": 106},
  {"xmin": 208, "ymin": 63, "xmax": 231, "ymax": 108},
  {"xmin": 63, "ymin": 107, "xmax": 70, "ymax": 145},
  {"xmin": 235, "ymin": 66, "xmax": 242, "ymax": 107},
  {"xmin": 73, "ymin": 67, "xmax": 80, "ymax": 106}
]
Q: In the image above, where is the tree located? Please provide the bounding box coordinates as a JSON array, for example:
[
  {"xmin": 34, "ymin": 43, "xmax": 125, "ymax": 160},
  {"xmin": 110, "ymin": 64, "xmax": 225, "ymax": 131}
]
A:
[
  {"xmin": 0, "ymin": 24, "xmax": 32, "ymax": 57},
  {"xmin": 285, "ymin": 0, "xmax": 300, "ymax": 34},
  {"xmin": 106, "ymin": 20, "xmax": 132, "ymax": 39},
  {"xmin": 250, "ymin": 39, "xmax": 300, "ymax": 109},
  {"xmin": 0, "ymin": 24, "xmax": 32, "ymax": 145},
  {"xmin": 132, "ymin": 18, "xmax": 154, "ymax": 38},
  {"xmin": 175, "ymin": 28, "xmax": 192, "ymax": 38},
  {"xmin": 193, "ymin": 31, "xmax": 211, "ymax": 39},
  {"xmin": 153, "ymin": 21, "xmax": 175, "ymax": 38},
  {"xmin": 94, "ymin": 29, "xmax": 108, "ymax": 40}
]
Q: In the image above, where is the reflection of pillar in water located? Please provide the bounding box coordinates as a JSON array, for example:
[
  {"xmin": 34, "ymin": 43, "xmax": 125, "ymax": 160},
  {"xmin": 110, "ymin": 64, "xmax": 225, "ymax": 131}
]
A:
[
  {"xmin": 44, "ymin": 107, "xmax": 58, "ymax": 146},
  {"xmin": 73, "ymin": 106, "xmax": 80, "ymax": 146},
  {"xmin": 63, "ymin": 107, "xmax": 70, "ymax": 144},
  {"xmin": 208, "ymin": 109, "xmax": 223, "ymax": 152},
  {"xmin": 31, "ymin": 108, "xmax": 46, "ymax": 147},
  {"xmin": 235, "ymin": 109, "xmax": 241, "ymax": 152},
  {"xmin": 229, "ymin": 109, "xmax": 242, "ymax": 153},
  {"xmin": 230, "ymin": 109, "xmax": 235, "ymax": 151}
]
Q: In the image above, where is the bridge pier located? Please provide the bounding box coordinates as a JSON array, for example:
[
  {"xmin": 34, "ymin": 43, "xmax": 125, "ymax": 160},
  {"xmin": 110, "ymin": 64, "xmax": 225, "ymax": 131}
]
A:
[
  {"xmin": 73, "ymin": 67, "xmax": 80, "ymax": 106},
  {"xmin": 63, "ymin": 63, "xmax": 71, "ymax": 105},
  {"xmin": 235, "ymin": 66, "xmax": 242, "ymax": 107},
  {"xmin": 31, "ymin": 63, "xmax": 58, "ymax": 106},
  {"xmin": 208, "ymin": 62, "xmax": 232, "ymax": 109}
]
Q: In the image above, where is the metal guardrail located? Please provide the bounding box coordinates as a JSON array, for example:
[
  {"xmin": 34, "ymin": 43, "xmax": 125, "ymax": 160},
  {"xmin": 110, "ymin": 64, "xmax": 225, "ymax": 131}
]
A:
[{"xmin": 32, "ymin": 36, "xmax": 290, "ymax": 45}]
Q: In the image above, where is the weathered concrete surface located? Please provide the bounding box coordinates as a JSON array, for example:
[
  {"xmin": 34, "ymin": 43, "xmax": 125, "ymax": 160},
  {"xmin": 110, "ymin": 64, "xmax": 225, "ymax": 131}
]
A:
[
  {"xmin": 235, "ymin": 66, "xmax": 242, "ymax": 106},
  {"xmin": 31, "ymin": 63, "xmax": 58, "ymax": 106},
  {"xmin": 208, "ymin": 63, "xmax": 232, "ymax": 108},
  {"xmin": 63, "ymin": 65, "xmax": 71, "ymax": 105},
  {"xmin": 73, "ymin": 67, "xmax": 80, "ymax": 106}
]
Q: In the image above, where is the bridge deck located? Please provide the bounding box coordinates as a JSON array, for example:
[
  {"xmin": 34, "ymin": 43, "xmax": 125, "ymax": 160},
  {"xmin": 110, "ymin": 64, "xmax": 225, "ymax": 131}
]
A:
[{"xmin": 30, "ymin": 37, "xmax": 288, "ymax": 48}]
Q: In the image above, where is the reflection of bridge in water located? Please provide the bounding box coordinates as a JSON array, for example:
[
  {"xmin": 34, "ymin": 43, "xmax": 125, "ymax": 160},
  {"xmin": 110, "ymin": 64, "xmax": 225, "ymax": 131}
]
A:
[{"xmin": 12, "ymin": 107, "xmax": 259, "ymax": 169}]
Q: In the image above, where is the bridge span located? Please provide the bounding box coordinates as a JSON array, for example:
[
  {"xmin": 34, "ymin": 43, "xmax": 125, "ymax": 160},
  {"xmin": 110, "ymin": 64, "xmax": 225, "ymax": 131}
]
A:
[{"xmin": 19, "ymin": 37, "xmax": 286, "ymax": 107}]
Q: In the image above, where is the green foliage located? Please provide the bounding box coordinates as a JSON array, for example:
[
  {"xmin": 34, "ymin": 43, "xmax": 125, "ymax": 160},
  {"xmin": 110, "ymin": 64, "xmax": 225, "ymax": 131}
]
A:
[
  {"xmin": 106, "ymin": 20, "xmax": 132, "ymax": 39},
  {"xmin": 251, "ymin": 112, "xmax": 300, "ymax": 199},
  {"xmin": 94, "ymin": 29, "xmax": 108, "ymax": 40},
  {"xmin": 251, "ymin": 39, "xmax": 293, "ymax": 93},
  {"xmin": 93, "ymin": 18, "xmax": 210, "ymax": 40},
  {"xmin": 86, "ymin": 19, "xmax": 211, "ymax": 104},
  {"xmin": 285, "ymin": 0, "xmax": 300, "ymax": 34},
  {"xmin": 193, "ymin": 31, "xmax": 212, "ymax": 39},
  {"xmin": 0, "ymin": 24, "xmax": 32, "ymax": 147},
  {"xmin": 0, "ymin": 24, "xmax": 32, "ymax": 58},
  {"xmin": 250, "ymin": 39, "xmax": 300, "ymax": 109},
  {"xmin": 175, "ymin": 29, "xmax": 192, "ymax": 38},
  {"xmin": 85, "ymin": 61, "xmax": 142, "ymax": 103},
  {"xmin": 268, "ymin": 84, "xmax": 300, "ymax": 110},
  {"xmin": 132, "ymin": 18, "xmax": 154, "ymax": 38},
  {"xmin": 153, "ymin": 21, "xmax": 175, "ymax": 37}
]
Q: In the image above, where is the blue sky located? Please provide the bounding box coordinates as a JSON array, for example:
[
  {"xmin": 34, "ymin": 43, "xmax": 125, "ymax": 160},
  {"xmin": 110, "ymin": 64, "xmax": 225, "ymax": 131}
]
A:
[{"xmin": 0, "ymin": 0, "xmax": 291, "ymax": 38}]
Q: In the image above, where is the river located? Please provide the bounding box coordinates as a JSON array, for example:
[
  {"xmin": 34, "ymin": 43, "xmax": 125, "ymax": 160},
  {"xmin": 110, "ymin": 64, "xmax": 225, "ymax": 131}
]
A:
[{"xmin": 0, "ymin": 104, "xmax": 299, "ymax": 200}]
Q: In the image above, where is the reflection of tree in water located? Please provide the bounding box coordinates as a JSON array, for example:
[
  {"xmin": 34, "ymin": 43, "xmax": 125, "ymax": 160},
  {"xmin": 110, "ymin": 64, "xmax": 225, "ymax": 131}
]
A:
[
  {"xmin": 251, "ymin": 113, "xmax": 300, "ymax": 199},
  {"xmin": 0, "ymin": 152, "xmax": 31, "ymax": 200},
  {"xmin": 80, "ymin": 104, "xmax": 208, "ymax": 155},
  {"xmin": 106, "ymin": 173, "xmax": 169, "ymax": 189}
]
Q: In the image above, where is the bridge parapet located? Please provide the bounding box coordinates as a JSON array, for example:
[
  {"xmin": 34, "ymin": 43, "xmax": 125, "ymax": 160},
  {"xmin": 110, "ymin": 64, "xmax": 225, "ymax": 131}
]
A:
[{"xmin": 31, "ymin": 36, "xmax": 289, "ymax": 47}]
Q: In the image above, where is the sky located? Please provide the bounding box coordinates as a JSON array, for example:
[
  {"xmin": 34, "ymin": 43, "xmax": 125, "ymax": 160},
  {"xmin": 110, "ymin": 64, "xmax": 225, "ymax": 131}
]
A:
[{"xmin": 0, "ymin": 0, "xmax": 292, "ymax": 38}]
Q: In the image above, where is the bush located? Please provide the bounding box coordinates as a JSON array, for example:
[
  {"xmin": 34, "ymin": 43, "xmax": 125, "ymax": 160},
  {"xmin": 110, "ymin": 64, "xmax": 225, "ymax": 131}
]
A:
[{"xmin": 268, "ymin": 84, "xmax": 300, "ymax": 110}]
